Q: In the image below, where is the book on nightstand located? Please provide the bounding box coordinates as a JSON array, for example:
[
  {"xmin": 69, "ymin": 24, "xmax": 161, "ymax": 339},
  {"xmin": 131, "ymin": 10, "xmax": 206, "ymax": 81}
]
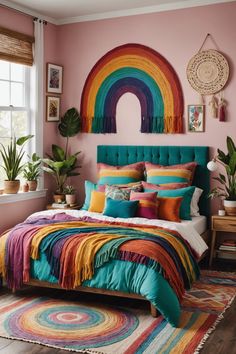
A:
[{"xmin": 51, "ymin": 203, "xmax": 69, "ymax": 208}]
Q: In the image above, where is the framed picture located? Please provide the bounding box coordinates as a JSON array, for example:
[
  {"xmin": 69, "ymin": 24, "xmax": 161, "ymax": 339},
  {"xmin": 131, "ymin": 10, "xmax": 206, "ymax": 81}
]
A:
[
  {"xmin": 46, "ymin": 96, "xmax": 60, "ymax": 122},
  {"xmin": 47, "ymin": 63, "xmax": 63, "ymax": 93},
  {"xmin": 188, "ymin": 104, "xmax": 205, "ymax": 132}
]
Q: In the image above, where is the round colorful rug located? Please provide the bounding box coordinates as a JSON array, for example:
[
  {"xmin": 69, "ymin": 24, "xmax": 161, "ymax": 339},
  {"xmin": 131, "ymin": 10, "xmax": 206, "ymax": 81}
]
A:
[{"xmin": 3, "ymin": 299, "xmax": 138, "ymax": 350}]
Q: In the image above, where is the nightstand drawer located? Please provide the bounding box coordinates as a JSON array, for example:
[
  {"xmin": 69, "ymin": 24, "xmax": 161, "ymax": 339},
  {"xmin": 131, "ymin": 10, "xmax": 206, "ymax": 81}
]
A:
[{"xmin": 212, "ymin": 218, "xmax": 236, "ymax": 232}]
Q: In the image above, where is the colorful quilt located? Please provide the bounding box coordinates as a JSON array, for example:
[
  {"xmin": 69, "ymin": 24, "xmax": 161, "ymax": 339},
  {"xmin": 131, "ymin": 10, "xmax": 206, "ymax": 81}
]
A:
[{"xmin": 0, "ymin": 213, "xmax": 199, "ymax": 327}]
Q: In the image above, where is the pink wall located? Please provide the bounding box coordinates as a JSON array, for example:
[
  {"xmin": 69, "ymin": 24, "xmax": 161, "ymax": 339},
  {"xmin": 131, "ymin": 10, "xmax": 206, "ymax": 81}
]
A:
[
  {"xmin": 58, "ymin": 2, "xmax": 236, "ymax": 211},
  {"xmin": 0, "ymin": 6, "xmax": 59, "ymax": 232}
]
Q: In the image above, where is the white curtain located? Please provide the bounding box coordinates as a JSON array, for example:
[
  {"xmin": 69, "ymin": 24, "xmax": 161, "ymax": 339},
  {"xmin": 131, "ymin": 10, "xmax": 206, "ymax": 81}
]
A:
[{"xmin": 32, "ymin": 19, "xmax": 44, "ymax": 188}]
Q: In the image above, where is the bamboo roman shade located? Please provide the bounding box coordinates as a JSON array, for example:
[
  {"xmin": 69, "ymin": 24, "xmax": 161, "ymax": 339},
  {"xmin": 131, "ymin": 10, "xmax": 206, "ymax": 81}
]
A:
[{"xmin": 0, "ymin": 26, "xmax": 34, "ymax": 66}]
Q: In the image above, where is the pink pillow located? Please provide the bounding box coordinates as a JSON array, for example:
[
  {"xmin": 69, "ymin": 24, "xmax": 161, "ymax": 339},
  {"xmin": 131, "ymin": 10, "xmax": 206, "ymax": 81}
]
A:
[
  {"xmin": 97, "ymin": 162, "xmax": 144, "ymax": 185},
  {"xmin": 130, "ymin": 191, "xmax": 158, "ymax": 219}
]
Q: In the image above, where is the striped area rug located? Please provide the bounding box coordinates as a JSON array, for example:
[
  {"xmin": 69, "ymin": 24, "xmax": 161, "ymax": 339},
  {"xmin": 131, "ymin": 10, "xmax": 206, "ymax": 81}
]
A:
[{"xmin": 0, "ymin": 270, "xmax": 235, "ymax": 354}]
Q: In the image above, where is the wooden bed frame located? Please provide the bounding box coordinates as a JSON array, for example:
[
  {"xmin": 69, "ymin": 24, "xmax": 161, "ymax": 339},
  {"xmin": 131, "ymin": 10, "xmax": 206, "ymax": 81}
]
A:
[{"xmin": 25, "ymin": 145, "xmax": 210, "ymax": 317}]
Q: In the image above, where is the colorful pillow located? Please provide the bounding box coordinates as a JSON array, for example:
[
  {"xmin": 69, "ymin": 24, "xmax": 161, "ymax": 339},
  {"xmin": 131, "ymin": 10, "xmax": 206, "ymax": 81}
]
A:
[
  {"xmin": 157, "ymin": 186, "xmax": 195, "ymax": 220},
  {"xmin": 190, "ymin": 187, "xmax": 203, "ymax": 216},
  {"xmin": 157, "ymin": 197, "xmax": 182, "ymax": 222},
  {"xmin": 81, "ymin": 180, "xmax": 97, "ymax": 210},
  {"xmin": 130, "ymin": 191, "xmax": 158, "ymax": 219},
  {"xmin": 88, "ymin": 191, "xmax": 105, "ymax": 213},
  {"xmin": 105, "ymin": 185, "xmax": 131, "ymax": 200},
  {"xmin": 145, "ymin": 162, "xmax": 197, "ymax": 186},
  {"xmin": 97, "ymin": 162, "xmax": 144, "ymax": 185},
  {"xmin": 142, "ymin": 181, "xmax": 188, "ymax": 192},
  {"xmin": 103, "ymin": 198, "xmax": 139, "ymax": 218}
]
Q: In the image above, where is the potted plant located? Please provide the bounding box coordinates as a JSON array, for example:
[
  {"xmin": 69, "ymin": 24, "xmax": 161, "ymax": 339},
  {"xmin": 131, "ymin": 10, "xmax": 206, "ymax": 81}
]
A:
[
  {"xmin": 0, "ymin": 135, "xmax": 33, "ymax": 194},
  {"xmin": 208, "ymin": 136, "xmax": 236, "ymax": 215},
  {"xmin": 64, "ymin": 185, "xmax": 77, "ymax": 206},
  {"xmin": 42, "ymin": 107, "xmax": 81, "ymax": 202},
  {"xmin": 23, "ymin": 153, "xmax": 41, "ymax": 191}
]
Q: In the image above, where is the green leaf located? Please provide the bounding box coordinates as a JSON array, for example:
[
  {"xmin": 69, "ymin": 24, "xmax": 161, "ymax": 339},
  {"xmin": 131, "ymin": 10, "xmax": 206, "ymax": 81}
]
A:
[
  {"xmin": 227, "ymin": 136, "xmax": 236, "ymax": 156},
  {"xmin": 16, "ymin": 135, "xmax": 34, "ymax": 146},
  {"xmin": 52, "ymin": 145, "xmax": 65, "ymax": 161},
  {"xmin": 229, "ymin": 151, "xmax": 236, "ymax": 175},
  {"xmin": 58, "ymin": 108, "xmax": 81, "ymax": 138}
]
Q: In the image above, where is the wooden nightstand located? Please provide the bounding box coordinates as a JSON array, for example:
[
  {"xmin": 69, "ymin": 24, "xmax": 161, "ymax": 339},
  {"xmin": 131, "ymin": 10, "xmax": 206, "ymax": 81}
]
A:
[
  {"xmin": 209, "ymin": 215, "xmax": 236, "ymax": 267},
  {"xmin": 46, "ymin": 204, "xmax": 81, "ymax": 210}
]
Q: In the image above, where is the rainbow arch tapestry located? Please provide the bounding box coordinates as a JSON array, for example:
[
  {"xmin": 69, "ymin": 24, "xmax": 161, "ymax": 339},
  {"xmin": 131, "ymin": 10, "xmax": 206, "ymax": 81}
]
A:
[{"xmin": 80, "ymin": 43, "xmax": 184, "ymax": 133}]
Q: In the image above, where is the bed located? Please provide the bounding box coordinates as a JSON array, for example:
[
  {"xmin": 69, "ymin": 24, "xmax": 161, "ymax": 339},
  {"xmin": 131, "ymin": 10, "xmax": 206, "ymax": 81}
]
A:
[{"xmin": 0, "ymin": 145, "xmax": 210, "ymax": 327}]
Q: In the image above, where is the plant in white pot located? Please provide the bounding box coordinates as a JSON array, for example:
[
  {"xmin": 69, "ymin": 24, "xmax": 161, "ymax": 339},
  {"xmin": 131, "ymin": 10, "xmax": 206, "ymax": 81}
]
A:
[
  {"xmin": 23, "ymin": 153, "xmax": 41, "ymax": 191},
  {"xmin": 64, "ymin": 185, "xmax": 77, "ymax": 206},
  {"xmin": 0, "ymin": 135, "xmax": 33, "ymax": 194},
  {"xmin": 208, "ymin": 136, "xmax": 236, "ymax": 215}
]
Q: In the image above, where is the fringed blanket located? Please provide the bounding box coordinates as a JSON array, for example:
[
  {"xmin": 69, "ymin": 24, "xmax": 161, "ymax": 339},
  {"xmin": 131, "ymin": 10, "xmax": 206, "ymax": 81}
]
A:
[{"xmin": 0, "ymin": 213, "xmax": 199, "ymax": 304}]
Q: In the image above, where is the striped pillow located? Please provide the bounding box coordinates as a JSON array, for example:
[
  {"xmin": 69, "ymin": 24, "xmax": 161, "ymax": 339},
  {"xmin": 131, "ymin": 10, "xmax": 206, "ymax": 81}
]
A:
[
  {"xmin": 130, "ymin": 191, "xmax": 158, "ymax": 219},
  {"xmin": 145, "ymin": 162, "xmax": 197, "ymax": 186},
  {"xmin": 97, "ymin": 162, "xmax": 144, "ymax": 185},
  {"xmin": 142, "ymin": 181, "xmax": 188, "ymax": 192}
]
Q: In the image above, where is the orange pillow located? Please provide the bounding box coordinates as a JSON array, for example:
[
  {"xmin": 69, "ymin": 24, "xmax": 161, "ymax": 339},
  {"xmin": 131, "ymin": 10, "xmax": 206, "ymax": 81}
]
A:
[
  {"xmin": 157, "ymin": 196, "xmax": 183, "ymax": 222},
  {"xmin": 88, "ymin": 191, "xmax": 105, "ymax": 213}
]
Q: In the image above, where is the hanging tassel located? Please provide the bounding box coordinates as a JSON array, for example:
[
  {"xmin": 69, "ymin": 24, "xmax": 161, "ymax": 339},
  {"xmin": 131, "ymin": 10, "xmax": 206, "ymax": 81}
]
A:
[
  {"xmin": 209, "ymin": 95, "xmax": 218, "ymax": 118},
  {"xmin": 218, "ymin": 97, "xmax": 227, "ymax": 121}
]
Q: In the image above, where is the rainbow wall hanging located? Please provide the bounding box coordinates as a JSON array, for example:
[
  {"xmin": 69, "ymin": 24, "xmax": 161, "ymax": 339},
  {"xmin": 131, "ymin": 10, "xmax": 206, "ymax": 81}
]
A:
[{"xmin": 80, "ymin": 44, "xmax": 183, "ymax": 133}]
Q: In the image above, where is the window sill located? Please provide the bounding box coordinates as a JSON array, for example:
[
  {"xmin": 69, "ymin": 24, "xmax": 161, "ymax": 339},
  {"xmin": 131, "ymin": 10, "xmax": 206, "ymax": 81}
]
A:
[{"xmin": 0, "ymin": 189, "xmax": 47, "ymax": 204}]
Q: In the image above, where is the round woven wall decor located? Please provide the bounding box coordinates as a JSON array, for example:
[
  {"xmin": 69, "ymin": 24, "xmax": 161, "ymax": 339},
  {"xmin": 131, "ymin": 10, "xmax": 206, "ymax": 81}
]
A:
[{"xmin": 187, "ymin": 49, "xmax": 229, "ymax": 95}]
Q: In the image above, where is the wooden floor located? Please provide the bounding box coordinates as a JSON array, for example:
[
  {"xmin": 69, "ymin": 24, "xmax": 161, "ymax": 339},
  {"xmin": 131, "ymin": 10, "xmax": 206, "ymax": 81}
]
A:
[{"xmin": 0, "ymin": 260, "xmax": 235, "ymax": 354}]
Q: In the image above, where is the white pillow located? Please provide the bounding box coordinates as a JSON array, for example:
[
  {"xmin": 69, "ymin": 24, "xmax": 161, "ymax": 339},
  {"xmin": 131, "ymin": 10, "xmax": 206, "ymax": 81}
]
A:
[{"xmin": 191, "ymin": 187, "xmax": 203, "ymax": 216}]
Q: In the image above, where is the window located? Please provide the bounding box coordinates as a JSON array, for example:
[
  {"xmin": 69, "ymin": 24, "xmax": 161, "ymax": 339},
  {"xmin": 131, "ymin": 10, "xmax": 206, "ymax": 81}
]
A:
[{"xmin": 0, "ymin": 60, "xmax": 33, "ymax": 189}]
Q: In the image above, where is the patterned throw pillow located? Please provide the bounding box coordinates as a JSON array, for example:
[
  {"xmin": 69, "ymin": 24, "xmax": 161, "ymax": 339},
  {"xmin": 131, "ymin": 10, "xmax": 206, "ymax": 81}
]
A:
[
  {"xmin": 88, "ymin": 191, "xmax": 105, "ymax": 213},
  {"xmin": 105, "ymin": 185, "xmax": 131, "ymax": 200},
  {"xmin": 145, "ymin": 162, "xmax": 197, "ymax": 186},
  {"xmin": 157, "ymin": 196, "xmax": 183, "ymax": 222},
  {"xmin": 130, "ymin": 191, "xmax": 158, "ymax": 219},
  {"xmin": 103, "ymin": 198, "xmax": 139, "ymax": 218},
  {"xmin": 97, "ymin": 162, "xmax": 144, "ymax": 185}
]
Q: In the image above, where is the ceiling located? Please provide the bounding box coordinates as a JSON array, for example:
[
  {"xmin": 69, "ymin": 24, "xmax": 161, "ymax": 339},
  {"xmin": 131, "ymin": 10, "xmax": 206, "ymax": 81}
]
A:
[{"xmin": 0, "ymin": 0, "xmax": 233, "ymax": 24}]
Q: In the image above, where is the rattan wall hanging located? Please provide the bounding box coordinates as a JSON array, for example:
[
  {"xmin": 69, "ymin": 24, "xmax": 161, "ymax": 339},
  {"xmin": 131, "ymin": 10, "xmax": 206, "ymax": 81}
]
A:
[
  {"xmin": 186, "ymin": 34, "xmax": 230, "ymax": 121},
  {"xmin": 80, "ymin": 43, "xmax": 184, "ymax": 134}
]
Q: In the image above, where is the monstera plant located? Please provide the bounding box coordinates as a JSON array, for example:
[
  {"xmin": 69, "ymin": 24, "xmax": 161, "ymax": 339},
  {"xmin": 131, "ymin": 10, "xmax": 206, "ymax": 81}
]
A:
[{"xmin": 42, "ymin": 108, "xmax": 81, "ymax": 197}]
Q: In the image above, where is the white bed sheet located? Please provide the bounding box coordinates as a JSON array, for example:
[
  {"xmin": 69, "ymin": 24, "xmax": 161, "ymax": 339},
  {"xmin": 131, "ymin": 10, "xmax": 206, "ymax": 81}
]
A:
[
  {"xmin": 181, "ymin": 216, "xmax": 207, "ymax": 235},
  {"xmin": 30, "ymin": 209, "xmax": 208, "ymax": 258}
]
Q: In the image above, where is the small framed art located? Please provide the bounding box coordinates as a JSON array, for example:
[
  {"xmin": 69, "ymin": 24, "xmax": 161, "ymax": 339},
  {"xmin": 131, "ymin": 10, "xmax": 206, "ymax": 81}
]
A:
[
  {"xmin": 188, "ymin": 104, "xmax": 205, "ymax": 132},
  {"xmin": 47, "ymin": 63, "xmax": 63, "ymax": 93},
  {"xmin": 46, "ymin": 96, "xmax": 60, "ymax": 122}
]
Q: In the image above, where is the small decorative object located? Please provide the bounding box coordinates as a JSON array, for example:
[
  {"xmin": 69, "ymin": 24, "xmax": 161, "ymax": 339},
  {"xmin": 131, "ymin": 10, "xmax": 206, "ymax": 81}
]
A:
[
  {"xmin": 46, "ymin": 96, "xmax": 60, "ymax": 122},
  {"xmin": 218, "ymin": 95, "xmax": 227, "ymax": 122},
  {"xmin": 208, "ymin": 136, "xmax": 236, "ymax": 215},
  {"xmin": 208, "ymin": 95, "xmax": 218, "ymax": 118},
  {"xmin": 64, "ymin": 185, "xmax": 77, "ymax": 206},
  {"xmin": 47, "ymin": 63, "xmax": 63, "ymax": 94},
  {"xmin": 22, "ymin": 183, "xmax": 29, "ymax": 192},
  {"xmin": 188, "ymin": 104, "xmax": 205, "ymax": 132},
  {"xmin": 218, "ymin": 209, "xmax": 226, "ymax": 216},
  {"xmin": 23, "ymin": 153, "xmax": 41, "ymax": 191},
  {"xmin": 80, "ymin": 43, "xmax": 183, "ymax": 134},
  {"xmin": 0, "ymin": 135, "xmax": 33, "ymax": 194}
]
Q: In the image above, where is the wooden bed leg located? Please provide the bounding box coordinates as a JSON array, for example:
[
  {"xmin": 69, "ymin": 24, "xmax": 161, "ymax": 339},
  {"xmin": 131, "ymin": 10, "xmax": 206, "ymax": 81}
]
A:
[{"xmin": 150, "ymin": 303, "xmax": 159, "ymax": 317}]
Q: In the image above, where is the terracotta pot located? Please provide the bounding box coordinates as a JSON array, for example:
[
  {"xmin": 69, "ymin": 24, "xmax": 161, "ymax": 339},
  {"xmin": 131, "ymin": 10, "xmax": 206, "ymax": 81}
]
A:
[
  {"xmin": 65, "ymin": 194, "xmax": 77, "ymax": 206},
  {"xmin": 22, "ymin": 183, "xmax": 29, "ymax": 192},
  {"xmin": 223, "ymin": 200, "xmax": 236, "ymax": 216},
  {"xmin": 53, "ymin": 194, "xmax": 65, "ymax": 203},
  {"xmin": 27, "ymin": 180, "xmax": 38, "ymax": 191},
  {"xmin": 4, "ymin": 180, "xmax": 20, "ymax": 194}
]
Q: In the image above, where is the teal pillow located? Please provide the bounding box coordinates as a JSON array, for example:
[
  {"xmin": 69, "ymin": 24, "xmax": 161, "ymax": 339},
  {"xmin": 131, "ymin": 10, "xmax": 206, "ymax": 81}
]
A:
[
  {"xmin": 103, "ymin": 198, "xmax": 139, "ymax": 218},
  {"xmin": 81, "ymin": 180, "xmax": 97, "ymax": 210},
  {"xmin": 157, "ymin": 186, "xmax": 195, "ymax": 220}
]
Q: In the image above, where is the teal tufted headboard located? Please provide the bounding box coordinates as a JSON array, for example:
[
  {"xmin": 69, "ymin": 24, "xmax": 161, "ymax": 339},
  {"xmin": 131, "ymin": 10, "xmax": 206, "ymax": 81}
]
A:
[{"xmin": 97, "ymin": 145, "xmax": 210, "ymax": 218}]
